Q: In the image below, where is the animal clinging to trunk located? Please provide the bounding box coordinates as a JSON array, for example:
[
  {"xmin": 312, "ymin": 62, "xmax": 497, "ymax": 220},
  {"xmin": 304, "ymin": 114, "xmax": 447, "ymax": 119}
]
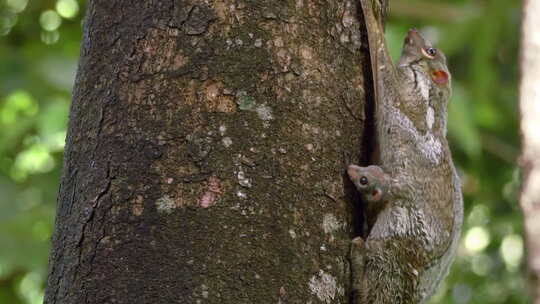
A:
[{"xmin": 348, "ymin": 1, "xmax": 463, "ymax": 303}]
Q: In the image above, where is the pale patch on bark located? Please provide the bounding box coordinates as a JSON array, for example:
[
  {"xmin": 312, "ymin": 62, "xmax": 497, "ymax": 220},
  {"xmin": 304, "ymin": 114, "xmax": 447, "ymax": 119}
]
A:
[
  {"xmin": 308, "ymin": 270, "xmax": 342, "ymax": 304},
  {"xmin": 219, "ymin": 125, "xmax": 227, "ymax": 136},
  {"xmin": 289, "ymin": 229, "xmax": 297, "ymax": 239},
  {"xmin": 237, "ymin": 170, "xmax": 252, "ymax": 188},
  {"xmin": 236, "ymin": 190, "xmax": 247, "ymax": 199},
  {"xmin": 155, "ymin": 195, "xmax": 176, "ymax": 214},
  {"xmin": 255, "ymin": 105, "xmax": 274, "ymax": 123},
  {"xmin": 222, "ymin": 137, "xmax": 232, "ymax": 147},
  {"xmin": 322, "ymin": 213, "xmax": 341, "ymax": 235}
]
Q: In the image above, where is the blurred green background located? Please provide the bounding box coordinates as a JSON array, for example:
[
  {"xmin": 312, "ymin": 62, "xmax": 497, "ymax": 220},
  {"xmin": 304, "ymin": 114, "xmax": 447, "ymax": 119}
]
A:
[{"xmin": 0, "ymin": 0, "xmax": 523, "ymax": 303}]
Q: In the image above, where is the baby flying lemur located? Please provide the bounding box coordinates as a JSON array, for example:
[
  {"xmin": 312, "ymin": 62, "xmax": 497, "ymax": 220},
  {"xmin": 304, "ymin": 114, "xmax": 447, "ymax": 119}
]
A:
[{"xmin": 347, "ymin": 0, "xmax": 463, "ymax": 303}]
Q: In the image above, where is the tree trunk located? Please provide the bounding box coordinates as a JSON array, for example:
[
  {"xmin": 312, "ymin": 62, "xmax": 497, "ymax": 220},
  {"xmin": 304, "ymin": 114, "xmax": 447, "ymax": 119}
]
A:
[
  {"xmin": 44, "ymin": 1, "xmax": 371, "ymax": 303},
  {"xmin": 520, "ymin": 0, "xmax": 540, "ymax": 303}
]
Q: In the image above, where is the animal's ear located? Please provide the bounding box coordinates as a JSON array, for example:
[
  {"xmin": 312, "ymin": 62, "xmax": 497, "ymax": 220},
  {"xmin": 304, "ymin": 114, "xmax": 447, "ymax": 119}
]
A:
[{"xmin": 431, "ymin": 70, "xmax": 449, "ymax": 85}]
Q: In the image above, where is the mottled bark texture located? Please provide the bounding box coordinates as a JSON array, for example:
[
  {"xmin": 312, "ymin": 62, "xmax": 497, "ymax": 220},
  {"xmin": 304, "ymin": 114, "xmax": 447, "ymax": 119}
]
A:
[
  {"xmin": 44, "ymin": 1, "xmax": 371, "ymax": 303},
  {"xmin": 520, "ymin": 0, "xmax": 540, "ymax": 303}
]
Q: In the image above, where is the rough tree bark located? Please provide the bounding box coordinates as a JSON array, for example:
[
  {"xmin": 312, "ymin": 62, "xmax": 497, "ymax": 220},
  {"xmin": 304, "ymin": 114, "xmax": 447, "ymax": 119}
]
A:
[
  {"xmin": 520, "ymin": 0, "xmax": 540, "ymax": 303},
  {"xmin": 44, "ymin": 0, "xmax": 377, "ymax": 303}
]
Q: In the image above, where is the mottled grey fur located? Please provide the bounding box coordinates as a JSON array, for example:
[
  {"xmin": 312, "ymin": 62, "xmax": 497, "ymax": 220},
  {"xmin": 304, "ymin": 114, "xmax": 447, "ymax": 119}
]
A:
[{"xmin": 347, "ymin": 1, "xmax": 464, "ymax": 303}]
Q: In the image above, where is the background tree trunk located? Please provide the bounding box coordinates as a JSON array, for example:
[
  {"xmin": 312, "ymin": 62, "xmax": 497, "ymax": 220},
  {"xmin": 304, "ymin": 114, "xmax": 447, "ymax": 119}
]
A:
[
  {"xmin": 44, "ymin": 0, "xmax": 372, "ymax": 303},
  {"xmin": 520, "ymin": 0, "xmax": 540, "ymax": 303}
]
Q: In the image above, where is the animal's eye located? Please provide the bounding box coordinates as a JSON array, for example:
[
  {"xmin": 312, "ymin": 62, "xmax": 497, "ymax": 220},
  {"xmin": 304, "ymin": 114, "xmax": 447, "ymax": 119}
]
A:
[
  {"xmin": 360, "ymin": 176, "xmax": 368, "ymax": 185},
  {"xmin": 426, "ymin": 48, "xmax": 437, "ymax": 57}
]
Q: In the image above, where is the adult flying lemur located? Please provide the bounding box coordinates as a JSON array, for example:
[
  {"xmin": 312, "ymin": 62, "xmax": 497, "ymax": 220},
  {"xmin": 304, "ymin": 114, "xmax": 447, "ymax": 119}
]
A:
[{"xmin": 347, "ymin": 0, "xmax": 463, "ymax": 303}]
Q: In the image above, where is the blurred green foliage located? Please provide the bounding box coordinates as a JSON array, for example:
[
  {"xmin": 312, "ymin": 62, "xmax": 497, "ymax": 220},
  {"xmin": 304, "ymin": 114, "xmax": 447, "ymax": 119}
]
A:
[
  {"xmin": 0, "ymin": 0, "xmax": 82, "ymax": 303},
  {"xmin": 0, "ymin": 0, "xmax": 523, "ymax": 303}
]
